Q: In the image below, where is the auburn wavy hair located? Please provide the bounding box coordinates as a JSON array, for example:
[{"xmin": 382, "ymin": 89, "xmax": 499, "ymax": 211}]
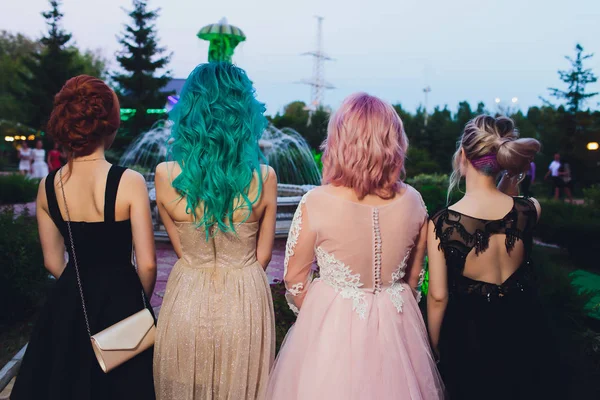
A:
[
  {"xmin": 321, "ymin": 93, "xmax": 408, "ymax": 199},
  {"xmin": 47, "ymin": 75, "xmax": 120, "ymax": 159},
  {"xmin": 168, "ymin": 62, "xmax": 268, "ymax": 239}
]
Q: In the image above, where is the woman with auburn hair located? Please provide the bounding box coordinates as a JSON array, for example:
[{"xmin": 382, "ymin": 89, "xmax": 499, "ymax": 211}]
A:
[
  {"xmin": 11, "ymin": 75, "xmax": 157, "ymax": 400},
  {"xmin": 153, "ymin": 62, "xmax": 277, "ymax": 400},
  {"xmin": 427, "ymin": 115, "xmax": 561, "ymax": 399},
  {"xmin": 266, "ymin": 93, "xmax": 444, "ymax": 399}
]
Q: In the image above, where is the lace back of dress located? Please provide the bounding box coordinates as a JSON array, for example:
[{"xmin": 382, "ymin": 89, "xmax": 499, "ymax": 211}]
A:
[{"xmin": 433, "ymin": 197, "xmax": 537, "ymax": 285}]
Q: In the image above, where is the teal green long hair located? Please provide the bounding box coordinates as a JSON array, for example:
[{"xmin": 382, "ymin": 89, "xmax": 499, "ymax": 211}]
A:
[{"xmin": 168, "ymin": 62, "xmax": 268, "ymax": 238}]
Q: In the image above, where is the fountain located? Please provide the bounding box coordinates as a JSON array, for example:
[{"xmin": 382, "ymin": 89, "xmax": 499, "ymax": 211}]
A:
[
  {"xmin": 119, "ymin": 18, "xmax": 322, "ymax": 237},
  {"xmin": 119, "ymin": 122, "xmax": 321, "ymax": 237}
]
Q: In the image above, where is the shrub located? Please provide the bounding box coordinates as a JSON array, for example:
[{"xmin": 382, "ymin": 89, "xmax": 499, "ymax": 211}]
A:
[
  {"xmin": 536, "ymin": 201, "xmax": 600, "ymax": 269},
  {"xmin": 406, "ymin": 174, "xmax": 448, "ymax": 212},
  {"xmin": 0, "ymin": 174, "xmax": 39, "ymax": 205},
  {"xmin": 532, "ymin": 246, "xmax": 600, "ymax": 398},
  {"xmin": 271, "ymin": 280, "xmax": 297, "ymax": 353},
  {"xmin": 0, "ymin": 207, "xmax": 49, "ymax": 324},
  {"xmin": 584, "ymin": 184, "xmax": 600, "ymax": 209}
]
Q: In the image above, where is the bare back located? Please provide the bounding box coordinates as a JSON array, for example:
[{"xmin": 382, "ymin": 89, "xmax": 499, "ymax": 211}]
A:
[
  {"xmin": 154, "ymin": 161, "xmax": 277, "ymax": 266},
  {"xmin": 431, "ymin": 196, "xmax": 539, "ymax": 287}
]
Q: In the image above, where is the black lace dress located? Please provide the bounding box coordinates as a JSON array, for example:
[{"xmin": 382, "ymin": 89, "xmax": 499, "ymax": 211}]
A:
[
  {"xmin": 11, "ymin": 166, "xmax": 156, "ymax": 400},
  {"xmin": 431, "ymin": 197, "xmax": 562, "ymax": 400}
]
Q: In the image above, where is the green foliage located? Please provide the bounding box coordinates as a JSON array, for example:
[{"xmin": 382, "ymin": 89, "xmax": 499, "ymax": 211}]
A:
[
  {"xmin": 583, "ymin": 184, "xmax": 600, "ymax": 209},
  {"xmin": 312, "ymin": 150, "xmax": 323, "ymax": 172},
  {"xmin": 271, "ymin": 280, "xmax": 297, "ymax": 353},
  {"xmin": 0, "ymin": 26, "xmax": 107, "ymax": 129},
  {"xmin": 0, "ymin": 174, "xmax": 39, "ymax": 204},
  {"xmin": 18, "ymin": 1, "xmax": 85, "ymax": 130},
  {"xmin": 0, "ymin": 207, "xmax": 49, "ymax": 324},
  {"xmin": 536, "ymin": 201, "xmax": 600, "ymax": 269},
  {"xmin": 270, "ymin": 103, "xmax": 329, "ymax": 151},
  {"xmin": 405, "ymin": 147, "xmax": 440, "ymax": 178},
  {"xmin": 0, "ymin": 32, "xmax": 42, "ymax": 124},
  {"xmin": 73, "ymin": 48, "xmax": 107, "ymax": 79},
  {"xmin": 532, "ymin": 246, "xmax": 600, "ymax": 397},
  {"xmin": 406, "ymin": 174, "xmax": 449, "ymax": 212},
  {"xmin": 113, "ymin": 0, "xmax": 172, "ymax": 136},
  {"xmin": 547, "ymin": 44, "xmax": 598, "ymax": 113}
]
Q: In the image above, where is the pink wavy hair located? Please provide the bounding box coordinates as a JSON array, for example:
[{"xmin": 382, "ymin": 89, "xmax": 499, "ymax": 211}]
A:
[{"xmin": 321, "ymin": 92, "xmax": 408, "ymax": 199}]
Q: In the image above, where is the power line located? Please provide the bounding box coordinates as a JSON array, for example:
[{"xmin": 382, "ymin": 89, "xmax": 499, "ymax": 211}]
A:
[{"xmin": 298, "ymin": 16, "xmax": 334, "ymax": 110}]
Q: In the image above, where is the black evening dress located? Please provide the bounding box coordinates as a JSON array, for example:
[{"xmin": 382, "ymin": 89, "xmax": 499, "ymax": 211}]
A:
[
  {"xmin": 430, "ymin": 197, "xmax": 563, "ymax": 400},
  {"xmin": 11, "ymin": 166, "xmax": 156, "ymax": 400}
]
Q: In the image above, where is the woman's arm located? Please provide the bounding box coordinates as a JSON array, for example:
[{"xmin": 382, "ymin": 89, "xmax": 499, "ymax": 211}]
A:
[
  {"xmin": 426, "ymin": 220, "xmax": 449, "ymax": 356},
  {"xmin": 36, "ymin": 178, "xmax": 67, "ymax": 278},
  {"xmin": 406, "ymin": 221, "xmax": 428, "ymax": 296},
  {"xmin": 256, "ymin": 166, "xmax": 277, "ymax": 269},
  {"xmin": 126, "ymin": 170, "xmax": 157, "ymax": 299},
  {"xmin": 155, "ymin": 162, "xmax": 182, "ymax": 258},
  {"xmin": 283, "ymin": 193, "xmax": 316, "ymax": 313}
]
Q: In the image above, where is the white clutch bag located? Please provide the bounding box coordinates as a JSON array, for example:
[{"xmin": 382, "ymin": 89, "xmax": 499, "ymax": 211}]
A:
[{"xmin": 91, "ymin": 308, "xmax": 156, "ymax": 373}]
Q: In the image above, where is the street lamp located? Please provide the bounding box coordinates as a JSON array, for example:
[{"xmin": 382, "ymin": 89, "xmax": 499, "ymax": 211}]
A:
[
  {"xmin": 511, "ymin": 97, "xmax": 518, "ymax": 103},
  {"xmin": 495, "ymin": 98, "xmax": 501, "ymax": 104},
  {"xmin": 587, "ymin": 142, "xmax": 599, "ymax": 151}
]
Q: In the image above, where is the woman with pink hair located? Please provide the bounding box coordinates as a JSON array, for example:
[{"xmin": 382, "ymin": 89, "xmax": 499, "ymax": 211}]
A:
[{"xmin": 266, "ymin": 93, "xmax": 444, "ymax": 399}]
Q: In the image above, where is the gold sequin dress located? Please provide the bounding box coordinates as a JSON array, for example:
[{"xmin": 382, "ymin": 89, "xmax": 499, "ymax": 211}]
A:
[{"xmin": 154, "ymin": 222, "xmax": 275, "ymax": 400}]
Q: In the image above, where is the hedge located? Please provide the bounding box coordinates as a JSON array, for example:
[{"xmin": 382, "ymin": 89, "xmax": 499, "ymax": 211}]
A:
[{"xmin": 0, "ymin": 174, "xmax": 39, "ymax": 205}]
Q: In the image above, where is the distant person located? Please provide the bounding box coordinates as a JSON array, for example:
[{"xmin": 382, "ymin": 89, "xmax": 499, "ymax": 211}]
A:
[
  {"xmin": 266, "ymin": 93, "xmax": 445, "ymax": 399},
  {"xmin": 545, "ymin": 153, "xmax": 564, "ymax": 200},
  {"xmin": 47, "ymin": 141, "xmax": 63, "ymax": 172},
  {"xmin": 153, "ymin": 63, "xmax": 277, "ymax": 400},
  {"xmin": 559, "ymin": 158, "xmax": 574, "ymax": 202},
  {"xmin": 17, "ymin": 141, "xmax": 32, "ymax": 175},
  {"xmin": 521, "ymin": 161, "xmax": 535, "ymax": 197},
  {"xmin": 428, "ymin": 115, "xmax": 563, "ymax": 400},
  {"xmin": 30, "ymin": 139, "xmax": 49, "ymax": 178},
  {"xmin": 11, "ymin": 75, "xmax": 157, "ymax": 400}
]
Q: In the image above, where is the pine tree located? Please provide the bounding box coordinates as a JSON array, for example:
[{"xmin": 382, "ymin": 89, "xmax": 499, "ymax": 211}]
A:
[
  {"xmin": 113, "ymin": 0, "xmax": 171, "ymax": 136},
  {"xmin": 548, "ymin": 44, "xmax": 598, "ymax": 113},
  {"xmin": 20, "ymin": 0, "xmax": 83, "ymax": 130}
]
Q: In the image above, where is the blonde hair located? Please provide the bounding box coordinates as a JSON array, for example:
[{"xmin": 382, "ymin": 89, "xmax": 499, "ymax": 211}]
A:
[
  {"xmin": 321, "ymin": 93, "xmax": 408, "ymax": 199},
  {"xmin": 447, "ymin": 115, "xmax": 541, "ymax": 202}
]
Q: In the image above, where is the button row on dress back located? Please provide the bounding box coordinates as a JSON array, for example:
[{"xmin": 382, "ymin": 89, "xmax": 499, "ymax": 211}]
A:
[{"xmin": 373, "ymin": 208, "xmax": 382, "ymax": 293}]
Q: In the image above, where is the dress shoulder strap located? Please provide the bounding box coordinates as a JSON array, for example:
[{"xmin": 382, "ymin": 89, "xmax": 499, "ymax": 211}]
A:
[
  {"xmin": 104, "ymin": 165, "xmax": 127, "ymax": 222},
  {"xmin": 45, "ymin": 169, "xmax": 63, "ymax": 225}
]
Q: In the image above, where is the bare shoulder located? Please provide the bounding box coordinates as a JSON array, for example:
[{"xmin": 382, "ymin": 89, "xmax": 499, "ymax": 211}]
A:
[
  {"xmin": 37, "ymin": 176, "xmax": 48, "ymax": 208},
  {"xmin": 155, "ymin": 161, "xmax": 180, "ymax": 182},
  {"xmin": 121, "ymin": 168, "xmax": 146, "ymax": 188},
  {"xmin": 259, "ymin": 164, "xmax": 277, "ymax": 200},
  {"xmin": 260, "ymin": 164, "xmax": 277, "ymax": 184}
]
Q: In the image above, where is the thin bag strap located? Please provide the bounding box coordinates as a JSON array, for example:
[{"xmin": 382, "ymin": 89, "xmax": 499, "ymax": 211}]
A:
[{"xmin": 58, "ymin": 168, "xmax": 148, "ymax": 339}]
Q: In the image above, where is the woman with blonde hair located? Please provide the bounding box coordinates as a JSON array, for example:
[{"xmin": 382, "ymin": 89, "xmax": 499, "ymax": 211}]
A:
[
  {"xmin": 428, "ymin": 115, "xmax": 561, "ymax": 399},
  {"xmin": 266, "ymin": 93, "xmax": 444, "ymax": 399}
]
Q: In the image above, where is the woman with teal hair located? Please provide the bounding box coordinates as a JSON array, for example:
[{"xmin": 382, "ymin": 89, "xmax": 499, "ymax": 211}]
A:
[{"xmin": 153, "ymin": 62, "xmax": 277, "ymax": 400}]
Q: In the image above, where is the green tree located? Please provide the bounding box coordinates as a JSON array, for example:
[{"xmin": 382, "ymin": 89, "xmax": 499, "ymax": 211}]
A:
[
  {"xmin": 271, "ymin": 101, "xmax": 310, "ymax": 134},
  {"xmin": 0, "ymin": 32, "xmax": 42, "ymax": 124},
  {"xmin": 113, "ymin": 0, "xmax": 172, "ymax": 136},
  {"xmin": 73, "ymin": 48, "xmax": 107, "ymax": 79},
  {"xmin": 548, "ymin": 44, "xmax": 598, "ymax": 113},
  {"xmin": 19, "ymin": 0, "xmax": 83, "ymax": 130}
]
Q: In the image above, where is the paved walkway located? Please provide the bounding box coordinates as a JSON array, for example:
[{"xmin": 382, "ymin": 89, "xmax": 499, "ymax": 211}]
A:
[{"xmin": 151, "ymin": 239, "xmax": 286, "ymax": 314}]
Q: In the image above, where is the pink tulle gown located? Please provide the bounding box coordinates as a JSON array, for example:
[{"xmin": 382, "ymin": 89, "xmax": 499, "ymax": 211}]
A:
[{"xmin": 266, "ymin": 186, "xmax": 445, "ymax": 400}]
